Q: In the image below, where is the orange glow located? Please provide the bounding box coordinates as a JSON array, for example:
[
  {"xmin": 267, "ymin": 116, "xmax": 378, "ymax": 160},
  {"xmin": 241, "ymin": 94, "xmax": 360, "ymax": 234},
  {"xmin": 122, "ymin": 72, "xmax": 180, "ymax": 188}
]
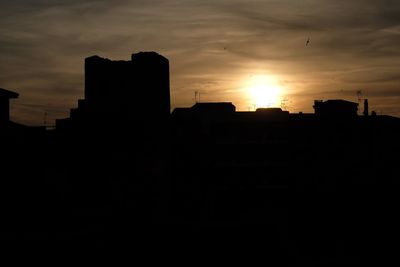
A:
[{"xmin": 245, "ymin": 75, "xmax": 284, "ymax": 109}]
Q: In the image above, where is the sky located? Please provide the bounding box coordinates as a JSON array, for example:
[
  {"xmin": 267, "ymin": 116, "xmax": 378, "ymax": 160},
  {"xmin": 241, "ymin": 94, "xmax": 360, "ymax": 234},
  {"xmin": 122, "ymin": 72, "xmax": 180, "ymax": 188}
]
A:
[{"xmin": 1, "ymin": 0, "xmax": 400, "ymax": 125}]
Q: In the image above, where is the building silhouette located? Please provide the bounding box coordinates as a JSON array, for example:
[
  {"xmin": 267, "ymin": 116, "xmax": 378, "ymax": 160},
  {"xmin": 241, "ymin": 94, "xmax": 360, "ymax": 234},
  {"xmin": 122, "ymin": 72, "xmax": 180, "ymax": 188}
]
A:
[
  {"xmin": 2, "ymin": 51, "xmax": 400, "ymax": 264},
  {"xmin": 57, "ymin": 52, "xmax": 170, "ymax": 129},
  {"xmin": 313, "ymin": 99, "xmax": 358, "ymax": 118},
  {"xmin": 0, "ymin": 87, "xmax": 44, "ymax": 136},
  {"xmin": 363, "ymin": 99, "xmax": 369, "ymax": 116},
  {"xmin": 0, "ymin": 88, "xmax": 19, "ymax": 125}
]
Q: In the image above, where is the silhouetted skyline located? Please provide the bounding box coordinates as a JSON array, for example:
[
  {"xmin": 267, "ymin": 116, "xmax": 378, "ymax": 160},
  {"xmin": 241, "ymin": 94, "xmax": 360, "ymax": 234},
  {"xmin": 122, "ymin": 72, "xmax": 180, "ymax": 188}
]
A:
[
  {"xmin": 1, "ymin": 0, "xmax": 400, "ymax": 125},
  {"xmin": 2, "ymin": 50, "xmax": 400, "ymax": 264}
]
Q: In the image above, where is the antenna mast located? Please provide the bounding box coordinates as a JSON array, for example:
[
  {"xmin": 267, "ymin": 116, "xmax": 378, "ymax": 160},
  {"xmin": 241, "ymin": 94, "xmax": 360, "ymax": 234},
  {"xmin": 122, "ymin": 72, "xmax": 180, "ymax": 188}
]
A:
[
  {"xmin": 43, "ymin": 111, "xmax": 48, "ymax": 127},
  {"xmin": 356, "ymin": 90, "xmax": 363, "ymax": 115},
  {"xmin": 356, "ymin": 90, "xmax": 363, "ymax": 103},
  {"xmin": 281, "ymin": 97, "xmax": 288, "ymax": 110}
]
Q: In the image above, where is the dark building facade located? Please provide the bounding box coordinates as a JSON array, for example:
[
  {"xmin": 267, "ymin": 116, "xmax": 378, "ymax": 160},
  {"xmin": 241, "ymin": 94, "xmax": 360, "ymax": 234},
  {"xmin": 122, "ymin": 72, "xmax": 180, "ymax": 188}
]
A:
[
  {"xmin": 57, "ymin": 52, "xmax": 170, "ymax": 128},
  {"xmin": 0, "ymin": 87, "xmax": 45, "ymax": 147},
  {"xmin": 313, "ymin": 99, "xmax": 358, "ymax": 118},
  {"xmin": 0, "ymin": 88, "xmax": 19, "ymax": 124}
]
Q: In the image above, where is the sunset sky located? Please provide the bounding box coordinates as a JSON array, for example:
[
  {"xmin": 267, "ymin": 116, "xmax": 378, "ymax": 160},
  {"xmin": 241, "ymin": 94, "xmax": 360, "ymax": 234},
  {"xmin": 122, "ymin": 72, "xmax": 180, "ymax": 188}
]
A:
[{"xmin": 1, "ymin": 0, "xmax": 399, "ymax": 125}]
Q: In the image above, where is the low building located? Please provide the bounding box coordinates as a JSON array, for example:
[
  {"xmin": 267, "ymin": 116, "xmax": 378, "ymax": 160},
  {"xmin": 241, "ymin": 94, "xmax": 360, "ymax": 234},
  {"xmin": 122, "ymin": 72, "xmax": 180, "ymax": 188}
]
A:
[
  {"xmin": 313, "ymin": 99, "xmax": 358, "ymax": 118},
  {"xmin": 0, "ymin": 88, "xmax": 19, "ymax": 125}
]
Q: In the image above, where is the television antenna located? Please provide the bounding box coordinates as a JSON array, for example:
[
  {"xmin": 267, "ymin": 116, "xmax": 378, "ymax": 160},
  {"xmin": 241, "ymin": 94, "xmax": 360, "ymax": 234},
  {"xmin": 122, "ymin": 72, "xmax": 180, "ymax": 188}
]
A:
[
  {"xmin": 43, "ymin": 111, "xmax": 48, "ymax": 127},
  {"xmin": 194, "ymin": 91, "xmax": 206, "ymax": 103},
  {"xmin": 280, "ymin": 98, "xmax": 289, "ymax": 110},
  {"xmin": 356, "ymin": 90, "xmax": 363, "ymax": 102}
]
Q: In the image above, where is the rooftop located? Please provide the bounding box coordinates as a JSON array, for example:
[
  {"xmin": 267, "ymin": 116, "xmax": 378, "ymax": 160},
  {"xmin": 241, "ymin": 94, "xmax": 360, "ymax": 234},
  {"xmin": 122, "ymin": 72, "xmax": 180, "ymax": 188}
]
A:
[{"xmin": 0, "ymin": 88, "xmax": 19, "ymax": 99}]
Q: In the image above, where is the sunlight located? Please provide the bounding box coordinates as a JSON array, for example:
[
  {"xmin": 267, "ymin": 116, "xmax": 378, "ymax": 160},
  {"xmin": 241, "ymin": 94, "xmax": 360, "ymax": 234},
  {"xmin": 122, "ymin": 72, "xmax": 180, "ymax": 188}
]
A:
[{"xmin": 247, "ymin": 75, "xmax": 283, "ymax": 109}]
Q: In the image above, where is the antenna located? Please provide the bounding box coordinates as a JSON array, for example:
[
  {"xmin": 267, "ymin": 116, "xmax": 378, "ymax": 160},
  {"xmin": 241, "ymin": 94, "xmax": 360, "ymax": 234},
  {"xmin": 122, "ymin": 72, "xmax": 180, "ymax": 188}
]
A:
[
  {"xmin": 195, "ymin": 91, "xmax": 207, "ymax": 103},
  {"xmin": 356, "ymin": 90, "xmax": 363, "ymax": 115},
  {"xmin": 44, "ymin": 111, "xmax": 48, "ymax": 127},
  {"xmin": 356, "ymin": 90, "xmax": 363, "ymax": 102},
  {"xmin": 281, "ymin": 97, "xmax": 289, "ymax": 110}
]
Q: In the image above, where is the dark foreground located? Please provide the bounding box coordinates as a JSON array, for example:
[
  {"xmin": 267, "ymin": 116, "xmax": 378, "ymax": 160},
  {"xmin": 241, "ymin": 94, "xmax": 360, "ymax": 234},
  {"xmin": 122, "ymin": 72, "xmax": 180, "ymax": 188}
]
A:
[{"xmin": 1, "ymin": 116, "xmax": 400, "ymax": 263}]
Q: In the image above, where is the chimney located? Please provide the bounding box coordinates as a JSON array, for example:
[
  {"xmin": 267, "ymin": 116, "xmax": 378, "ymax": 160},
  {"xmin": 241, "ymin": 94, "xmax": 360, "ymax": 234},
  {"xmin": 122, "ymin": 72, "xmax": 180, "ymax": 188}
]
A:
[{"xmin": 363, "ymin": 99, "xmax": 369, "ymax": 116}]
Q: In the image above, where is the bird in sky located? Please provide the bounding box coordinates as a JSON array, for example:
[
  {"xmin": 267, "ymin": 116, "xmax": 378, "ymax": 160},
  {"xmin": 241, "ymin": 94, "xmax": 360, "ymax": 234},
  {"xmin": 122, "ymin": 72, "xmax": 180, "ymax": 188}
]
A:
[{"xmin": 306, "ymin": 37, "xmax": 310, "ymax": 46}]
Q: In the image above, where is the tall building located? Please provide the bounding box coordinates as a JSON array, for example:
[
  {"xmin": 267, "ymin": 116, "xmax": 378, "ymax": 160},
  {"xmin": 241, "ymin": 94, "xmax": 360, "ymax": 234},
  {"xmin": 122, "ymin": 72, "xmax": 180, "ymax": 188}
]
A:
[{"xmin": 57, "ymin": 52, "xmax": 170, "ymax": 128}]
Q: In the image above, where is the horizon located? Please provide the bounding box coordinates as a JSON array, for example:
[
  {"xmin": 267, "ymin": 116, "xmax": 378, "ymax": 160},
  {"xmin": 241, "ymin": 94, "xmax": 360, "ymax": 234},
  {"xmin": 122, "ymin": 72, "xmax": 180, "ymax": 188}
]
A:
[{"xmin": 1, "ymin": 0, "xmax": 399, "ymax": 125}]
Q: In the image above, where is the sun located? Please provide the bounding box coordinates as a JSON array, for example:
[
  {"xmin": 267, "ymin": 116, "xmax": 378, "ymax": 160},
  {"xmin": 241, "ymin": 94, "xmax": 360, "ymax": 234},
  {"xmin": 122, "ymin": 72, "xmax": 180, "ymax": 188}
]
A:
[{"xmin": 247, "ymin": 75, "xmax": 283, "ymax": 108}]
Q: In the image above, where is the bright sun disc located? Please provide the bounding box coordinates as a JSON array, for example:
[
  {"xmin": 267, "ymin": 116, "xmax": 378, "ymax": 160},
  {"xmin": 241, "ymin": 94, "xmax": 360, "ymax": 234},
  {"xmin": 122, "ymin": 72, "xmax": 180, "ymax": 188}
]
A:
[{"xmin": 248, "ymin": 75, "xmax": 282, "ymax": 108}]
